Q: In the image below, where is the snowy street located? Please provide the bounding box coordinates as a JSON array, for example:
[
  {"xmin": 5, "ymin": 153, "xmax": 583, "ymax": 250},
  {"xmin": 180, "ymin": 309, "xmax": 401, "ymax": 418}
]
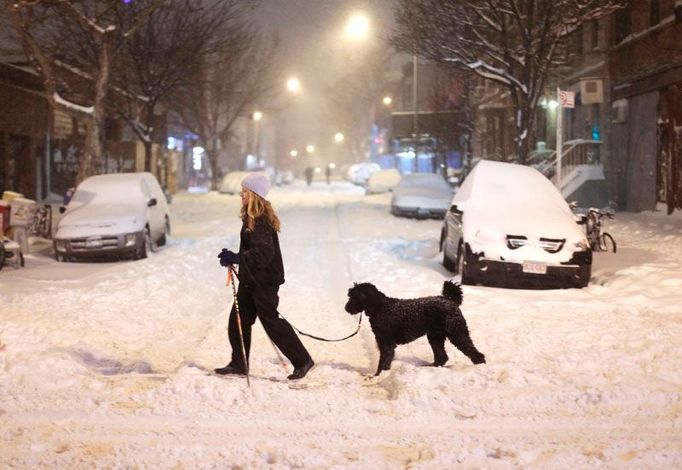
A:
[{"xmin": 1, "ymin": 181, "xmax": 681, "ymax": 468}]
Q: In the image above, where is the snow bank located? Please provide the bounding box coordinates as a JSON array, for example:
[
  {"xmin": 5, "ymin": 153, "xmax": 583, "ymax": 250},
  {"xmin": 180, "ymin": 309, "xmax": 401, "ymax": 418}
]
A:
[{"xmin": 1, "ymin": 183, "xmax": 681, "ymax": 468}]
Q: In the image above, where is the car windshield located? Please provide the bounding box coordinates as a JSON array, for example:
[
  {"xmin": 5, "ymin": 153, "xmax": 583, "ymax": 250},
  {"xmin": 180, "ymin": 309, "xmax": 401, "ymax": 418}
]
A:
[
  {"xmin": 71, "ymin": 177, "xmax": 144, "ymax": 207},
  {"xmin": 455, "ymin": 160, "xmax": 569, "ymax": 212},
  {"xmin": 398, "ymin": 174, "xmax": 449, "ymax": 189}
]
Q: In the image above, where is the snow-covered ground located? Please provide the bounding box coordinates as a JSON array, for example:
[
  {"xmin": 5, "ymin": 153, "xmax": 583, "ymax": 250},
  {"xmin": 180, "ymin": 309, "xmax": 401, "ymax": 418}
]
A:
[{"xmin": 1, "ymin": 180, "xmax": 681, "ymax": 469}]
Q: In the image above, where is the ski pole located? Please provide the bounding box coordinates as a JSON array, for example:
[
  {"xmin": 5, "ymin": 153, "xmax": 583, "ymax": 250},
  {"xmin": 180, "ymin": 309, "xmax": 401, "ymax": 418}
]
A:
[
  {"xmin": 226, "ymin": 265, "xmax": 288, "ymax": 374},
  {"xmin": 227, "ymin": 265, "xmax": 250, "ymax": 387}
]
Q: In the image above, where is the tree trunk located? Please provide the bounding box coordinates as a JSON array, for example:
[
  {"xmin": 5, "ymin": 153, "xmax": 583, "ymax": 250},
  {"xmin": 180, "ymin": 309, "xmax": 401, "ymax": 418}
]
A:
[
  {"xmin": 206, "ymin": 148, "xmax": 221, "ymax": 190},
  {"xmin": 76, "ymin": 33, "xmax": 112, "ymax": 184},
  {"xmin": 144, "ymin": 140, "xmax": 154, "ymax": 174},
  {"xmin": 515, "ymin": 101, "xmax": 535, "ymax": 166},
  {"xmin": 77, "ymin": 117, "xmax": 102, "ymax": 185}
]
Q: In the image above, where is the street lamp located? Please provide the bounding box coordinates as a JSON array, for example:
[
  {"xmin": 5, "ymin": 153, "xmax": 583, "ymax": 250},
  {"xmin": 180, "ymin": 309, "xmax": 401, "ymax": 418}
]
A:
[
  {"xmin": 383, "ymin": 96, "xmax": 392, "ymax": 106},
  {"xmin": 306, "ymin": 144, "xmax": 315, "ymax": 154},
  {"xmin": 334, "ymin": 132, "xmax": 345, "ymax": 143},
  {"xmin": 252, "ymin": 111, "xmax": 263, "ymax": 162},
  {"xmin": 290, "ymin": 149, "xmax": 298, "ymax": 158},
  {"xmin": 286, "ymin": 77, "xmax": 301, "ymax": 94},
  {"xmin": 345, "ymin": 12, "xmax": 370, "ymax": 40}
]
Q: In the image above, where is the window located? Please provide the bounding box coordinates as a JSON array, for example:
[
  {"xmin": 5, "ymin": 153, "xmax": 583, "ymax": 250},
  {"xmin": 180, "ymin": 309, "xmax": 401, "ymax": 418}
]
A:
[
  {"xmin": 590, "ymin": 20, "xmax": 599, "ymax": 50},
  {"xmin": 575, "ymin": 26, "xmax": 583, "ymax": 54},
  {"xmin": 649, "ymin": 0, "xmax": 661, "ymax": 26},
  {"xmin": 614, "ymin": 4, "xmax": 632, "ymax": 44}
]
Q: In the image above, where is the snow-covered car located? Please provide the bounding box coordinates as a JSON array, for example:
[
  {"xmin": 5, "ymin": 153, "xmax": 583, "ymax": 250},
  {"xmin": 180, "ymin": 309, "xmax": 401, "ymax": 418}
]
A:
[
  {"xmin": 390, "ymin": 173, "xmax": 453, "ymax": 219},
  {"xmin": 53, "ymin": 173, "xmax": 170, "ymax": 261},
  {"xmin": 346, "ymin": 162, "xmax": 380, "ymax": 186},
  {"xmin": 275, "ymin": 170, "xmax": 295, "ymax": 186},
  {"xmin": 366, "ymin": 168, "xmax": 401, "ymax": 194},
  {"xmin": 440, "ymin": 160, "xmax": 591, "ymax": 289},
  {"xmin": 219, "ymin": 171, "xmax": 251, "ymax": 194}
]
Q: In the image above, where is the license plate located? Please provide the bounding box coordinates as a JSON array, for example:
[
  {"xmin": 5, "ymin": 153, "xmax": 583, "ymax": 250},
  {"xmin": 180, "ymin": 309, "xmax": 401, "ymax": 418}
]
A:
[
  {"xmin": 522, "ymin": 261, "xmax": 547, "ymax": 274},
  {"xmin": 85, "ymin": 237, "xmax": 102, "ymax": 248}
]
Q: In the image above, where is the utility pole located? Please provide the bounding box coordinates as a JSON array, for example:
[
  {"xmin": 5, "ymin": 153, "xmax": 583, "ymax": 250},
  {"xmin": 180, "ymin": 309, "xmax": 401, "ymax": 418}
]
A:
[{"xmin": 412, "ymin": 53, "xmax": 419, "ymax": 173}]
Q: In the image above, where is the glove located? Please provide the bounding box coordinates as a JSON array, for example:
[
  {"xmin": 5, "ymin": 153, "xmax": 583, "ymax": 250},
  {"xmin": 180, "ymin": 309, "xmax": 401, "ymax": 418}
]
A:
[{"xmin": 218, "ymin": 248, "xmax": 240, "ymax": 267}]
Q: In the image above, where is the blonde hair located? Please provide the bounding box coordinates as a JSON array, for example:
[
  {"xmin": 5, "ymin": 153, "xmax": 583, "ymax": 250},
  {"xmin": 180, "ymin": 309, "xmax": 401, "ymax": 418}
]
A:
[{"xmin": 240, "ymin": 189, "xmax": 281, "ymax": 232}]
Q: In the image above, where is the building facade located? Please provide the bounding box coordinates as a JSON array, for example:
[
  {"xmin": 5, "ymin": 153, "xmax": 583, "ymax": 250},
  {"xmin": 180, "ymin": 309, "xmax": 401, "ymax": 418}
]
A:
[
  {"xmin": 608, "ymin": 0, "xmax": 682, "ymax": 213},
  {"xmin": 0, "ymin": 62, "xmax": 175, "ymax": 201}
]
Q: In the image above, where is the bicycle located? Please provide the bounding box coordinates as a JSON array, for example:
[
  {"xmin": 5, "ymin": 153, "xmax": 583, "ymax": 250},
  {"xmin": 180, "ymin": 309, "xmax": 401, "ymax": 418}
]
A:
[
  {"xmin": 28, "ymin": 203, "xmax": 52, "ymax": 239},
  {"xmin": 585, "ymin": 208, "xmax": 617, "ymax": 253}
]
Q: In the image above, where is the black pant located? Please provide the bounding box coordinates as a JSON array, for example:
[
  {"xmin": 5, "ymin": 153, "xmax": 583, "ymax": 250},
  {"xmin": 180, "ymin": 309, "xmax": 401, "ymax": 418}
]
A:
[{"xmin": 228, "ymin": 284, "xmax": 311, "ymax": 371}]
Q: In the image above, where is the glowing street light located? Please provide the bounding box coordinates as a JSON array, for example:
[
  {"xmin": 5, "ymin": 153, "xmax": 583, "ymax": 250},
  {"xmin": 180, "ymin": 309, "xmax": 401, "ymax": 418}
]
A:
[
  {"xmin": 345, "ymin": 12, "xmax": 370, "ymax": 40},
  {"xmin": 334, "ymin": 132, "xmax": 345, "ymax": 143},
  {"xmin": 306, "ymin": 144, "xmax": 315, "ymax": 154},
  {"xmin": 290, "ymin": 149, "xmax": 298, "ymax": 158},
  {"xmin": 286, "ymin": 77, "xmax": 301, "ymax": 94},
  {"xmin": 253, "ymin": 111, "xmax": 263, "ymax": 121},
  {"xmin": 383, "ymin": 96, "xmax": 392, "ymax": 106}
]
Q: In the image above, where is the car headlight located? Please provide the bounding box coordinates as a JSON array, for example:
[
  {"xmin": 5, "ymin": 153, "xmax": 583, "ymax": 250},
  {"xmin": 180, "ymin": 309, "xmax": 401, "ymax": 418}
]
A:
[
  {"xmin": 574, "ymin": 238, "xmax": 590, "ymax": 250},
  {"xmin": 125, "ymin": 233, "xmax": 137, "ymax": 247},
  {"xmin": 54, "ymin": 239, "xmax": 66, "ymax": 251},
  {"xmin": 474, "ymin": 228, "xmax": 502, "ymax": 244}
]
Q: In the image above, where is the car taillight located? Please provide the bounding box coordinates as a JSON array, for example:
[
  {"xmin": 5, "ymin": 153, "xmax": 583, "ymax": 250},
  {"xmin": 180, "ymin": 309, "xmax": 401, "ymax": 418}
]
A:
[
  {"xmin": 506, "ymin": 235, "xmax": 527, "ymax": 250},
  {"xmin": 539, "ymin": 238, "xmax": 565, "ymax": 253}
]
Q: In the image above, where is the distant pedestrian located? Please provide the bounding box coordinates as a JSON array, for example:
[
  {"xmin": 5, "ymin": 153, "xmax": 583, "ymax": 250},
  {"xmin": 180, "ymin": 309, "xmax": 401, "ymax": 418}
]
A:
[
  {"xmin": 304, "ymin": 167, "xmax": 314, "ymax": 186},
  {"xmin": 215, "ymin": 173, "xmax": 315, "ymax": 380},
  {"xmin": 325, "ymin": 165, "xmax": 331, "ymax": 185}
]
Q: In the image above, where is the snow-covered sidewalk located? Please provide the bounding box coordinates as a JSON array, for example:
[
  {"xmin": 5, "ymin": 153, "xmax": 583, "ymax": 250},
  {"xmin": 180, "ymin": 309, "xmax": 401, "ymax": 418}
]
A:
[{"xmin": 1, "ymin": 181, "xmax": 681, "ymax": 468}]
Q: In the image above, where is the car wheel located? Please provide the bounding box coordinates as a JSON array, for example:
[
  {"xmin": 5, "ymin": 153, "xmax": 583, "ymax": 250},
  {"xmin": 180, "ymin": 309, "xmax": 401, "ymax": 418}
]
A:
[
  {"xmin": 441, "ymin": 230, "xmax": 456, "ymax": 272},
  {"xmin": 456, "ymin": 242, "xmax": 472, "ymax": 285},
  {"xmin": 135, "ymin": 227, "xmax": 152, "ymax": 260},
  {"xmin": 0, "ymin": 244, "xmax": 5, "ymax": 271},
  {"xmin": 575, "ymin": 264, "xmax": 591, "ymax": 288},
  {"xmin": 157, "ymin": 216, "xmax": 170, "ymax": 247}
]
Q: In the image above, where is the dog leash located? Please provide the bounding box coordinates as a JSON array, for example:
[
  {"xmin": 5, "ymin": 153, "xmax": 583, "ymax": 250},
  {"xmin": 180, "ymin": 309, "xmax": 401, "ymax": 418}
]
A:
[{"xmin": 228, "ymin": 267, "xmax": 363, "ymax": 342}]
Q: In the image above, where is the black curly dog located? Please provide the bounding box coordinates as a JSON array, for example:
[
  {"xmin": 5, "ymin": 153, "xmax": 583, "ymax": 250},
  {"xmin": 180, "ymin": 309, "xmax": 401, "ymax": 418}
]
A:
[{"xmin": 345, "ymin": 281, "xmax": 486, "ymax": 376}]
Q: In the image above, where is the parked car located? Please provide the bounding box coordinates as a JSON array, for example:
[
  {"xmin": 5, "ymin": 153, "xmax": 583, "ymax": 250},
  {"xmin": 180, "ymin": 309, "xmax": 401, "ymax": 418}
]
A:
[
  {"xmin": 366, "ymin": 168, "xmax": 401, "ymax": 194},
  {"xmin": 440, "ymin": 160, "xmax": 591, "ymax": 289},
  {"xmin": 390, "ymin": 173, "xmax": 453, "ymax": 219},
  {"xmin": 53, "ymin": 172, "xmax": 171, "ymax": 261},
  {"xmin": 275, "ymin": 170, "xmax": 295, "ymax": 186},
  {"xmin": 346, "ymin": 162, "xmax": 380, "ymax": 186},
  {"xmin": 219, "ymin": 171, "xmax": 251, "ymax": 194}
]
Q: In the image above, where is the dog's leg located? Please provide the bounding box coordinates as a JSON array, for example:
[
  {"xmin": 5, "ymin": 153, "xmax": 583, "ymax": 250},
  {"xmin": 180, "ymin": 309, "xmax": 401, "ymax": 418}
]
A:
[
  {"xmin": 427, "ymin": 332, "xmax": 449, "ymax": 366},
  {"xmin": 375, "ymin": 343, "xmax": 396, "ymax": 376},
  {"xmin": 446, "ymin": 320, "xmax": 486, "ymax": 365}
]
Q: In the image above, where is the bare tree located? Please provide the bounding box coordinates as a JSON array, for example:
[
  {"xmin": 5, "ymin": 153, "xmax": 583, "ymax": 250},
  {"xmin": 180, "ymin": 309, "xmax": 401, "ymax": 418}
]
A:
[
  {"xmin": 5, "ymin": 0, "xmax": 161, "ymax": 184},
  {"xmin": 392, "ymin": 0, "xmax": 625, "ymax": 164},
  {"xmin": 172, "ymin": 2, "xmax": 280, "ymax": 190},
  {"xmin": 113, "ymin": 0, "xmax": 234, "ymax": 174}
]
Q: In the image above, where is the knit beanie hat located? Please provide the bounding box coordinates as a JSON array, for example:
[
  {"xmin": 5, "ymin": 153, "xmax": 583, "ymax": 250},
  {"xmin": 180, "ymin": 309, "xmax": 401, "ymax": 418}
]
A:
[{"xmin": 241, "ymin": 173, "xmax": 271, "ymax": 200}]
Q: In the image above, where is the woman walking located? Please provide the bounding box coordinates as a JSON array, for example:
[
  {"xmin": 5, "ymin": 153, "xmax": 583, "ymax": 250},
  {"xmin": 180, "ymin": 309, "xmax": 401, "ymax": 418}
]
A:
[{"xmin": 215, "ymin": 173, "xmax": 315, "ymax": 380}]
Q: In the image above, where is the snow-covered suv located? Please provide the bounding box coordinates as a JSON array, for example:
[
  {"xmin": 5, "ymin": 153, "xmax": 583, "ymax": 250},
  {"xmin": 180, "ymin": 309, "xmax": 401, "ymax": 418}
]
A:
[
  {"xmin": 53, "ymin": 173, "xmax": 170, "ymax": 261},
  {"xmin": 440, "ymin": 160, "xmax": 591, "ymax": 289}
]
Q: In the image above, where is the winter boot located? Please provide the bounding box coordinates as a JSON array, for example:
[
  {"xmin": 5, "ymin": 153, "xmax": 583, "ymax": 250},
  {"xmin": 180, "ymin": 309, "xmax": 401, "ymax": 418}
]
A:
[{"xmin": 287, "ymin": 358, "xmax": 315, "ymax": 380}]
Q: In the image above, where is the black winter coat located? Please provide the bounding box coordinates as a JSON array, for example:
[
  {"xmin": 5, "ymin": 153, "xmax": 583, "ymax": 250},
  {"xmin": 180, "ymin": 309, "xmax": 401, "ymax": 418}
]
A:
[{"xmin": 238, "ymin": 215, "xmax": 285, "ymax": 287}]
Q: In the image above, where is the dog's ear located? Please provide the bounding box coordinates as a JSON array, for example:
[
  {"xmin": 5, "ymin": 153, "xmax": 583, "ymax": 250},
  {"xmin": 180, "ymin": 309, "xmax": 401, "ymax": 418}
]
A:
[{"xmin": 356, "ymin": 283, "xmax": 385, "ymax": 311}]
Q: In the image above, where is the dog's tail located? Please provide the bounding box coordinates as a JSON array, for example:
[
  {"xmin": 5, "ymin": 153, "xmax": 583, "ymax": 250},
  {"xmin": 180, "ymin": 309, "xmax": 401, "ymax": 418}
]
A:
[{"xmin": 442, "ymin": 280, "xmax": 463, "ymax": 306}]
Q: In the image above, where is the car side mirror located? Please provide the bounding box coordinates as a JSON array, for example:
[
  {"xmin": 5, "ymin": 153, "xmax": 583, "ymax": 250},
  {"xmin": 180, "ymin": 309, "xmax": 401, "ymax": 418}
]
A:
[
  {"xmin": 147, "ymin": 198, "xmax": 158, "ymax": 207},
  {"xmin": 59, "ymin": 206, "xmax": 66, "ymax": 214},
  {"xmin": 576, "ymin": 214, "xmax": 587, "ymax": 225},
  {"xmin": 449, "ymin": 204, "xmax": 463, "ymax": 215}
]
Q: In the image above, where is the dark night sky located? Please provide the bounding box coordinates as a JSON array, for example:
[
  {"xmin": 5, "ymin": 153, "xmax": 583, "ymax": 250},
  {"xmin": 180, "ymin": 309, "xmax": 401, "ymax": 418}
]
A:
[{"xmin": 254, "ymin": 0, "xmax": 400, "ymax": 157}]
